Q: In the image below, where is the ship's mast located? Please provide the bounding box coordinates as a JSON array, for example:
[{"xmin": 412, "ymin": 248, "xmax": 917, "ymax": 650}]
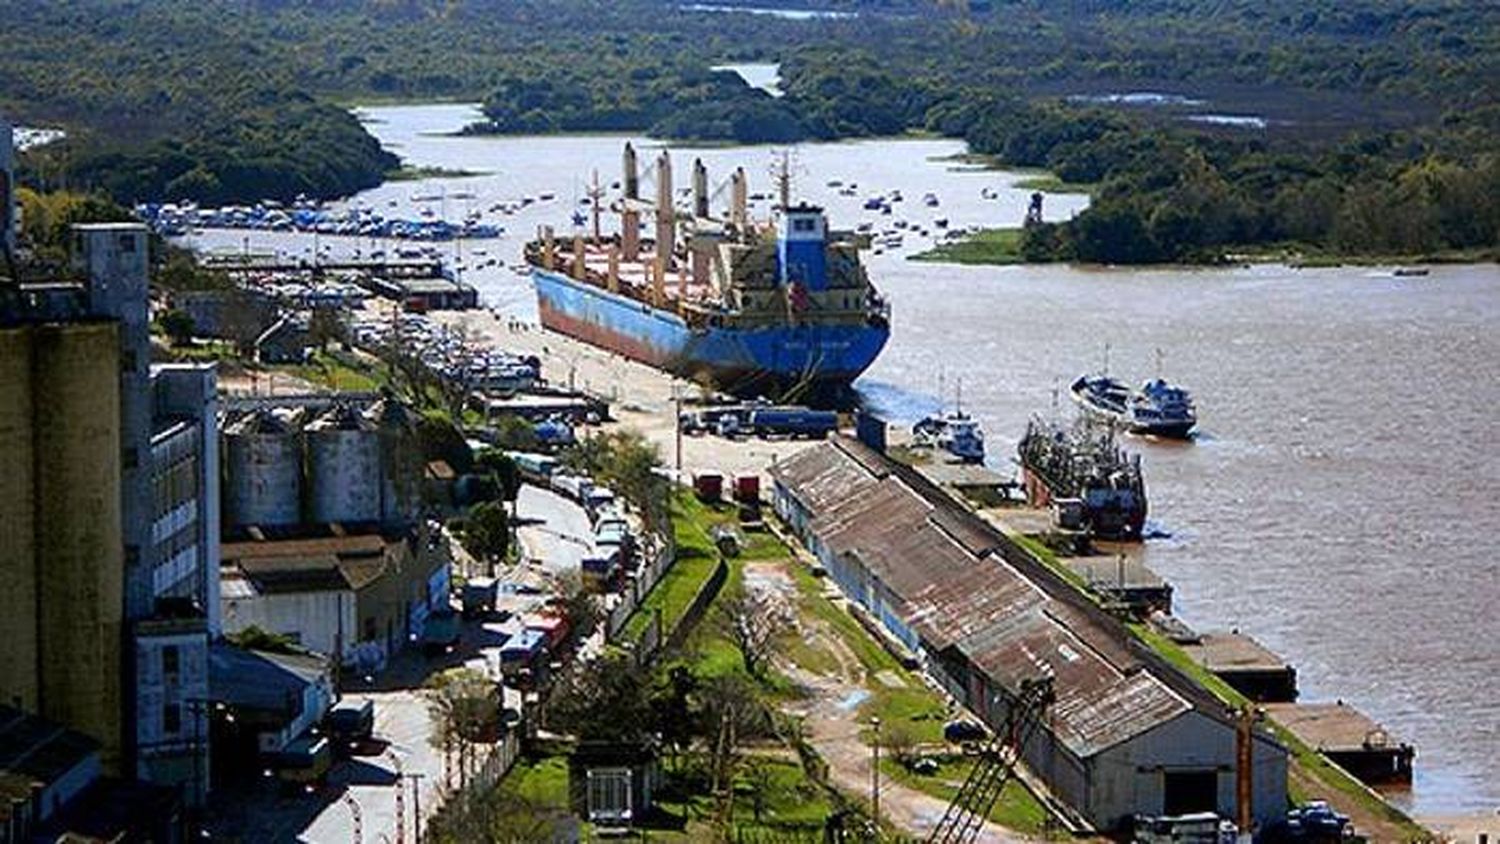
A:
[
  {"xmin": 589, "ymin": 169, "xmax": 604, "ymax": 243},
  {"xmin": 621, "ymin": 143, "xmax": 641, "ymax": 261},
  {"xmin": 774, "ymin": 151, "xmax": 792, "ymax": 210}
]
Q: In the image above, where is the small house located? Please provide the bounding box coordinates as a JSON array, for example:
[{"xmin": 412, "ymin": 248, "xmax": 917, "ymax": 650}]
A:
[{"xmin": 568, "ymin": 741, "xmax": 660, "ymax": 828}]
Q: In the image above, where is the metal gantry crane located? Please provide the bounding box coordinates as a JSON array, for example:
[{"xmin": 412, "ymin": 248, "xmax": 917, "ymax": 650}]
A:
[{"xmin": 927, "ymin": 676, "xmax": 1054, "ymax": 844}]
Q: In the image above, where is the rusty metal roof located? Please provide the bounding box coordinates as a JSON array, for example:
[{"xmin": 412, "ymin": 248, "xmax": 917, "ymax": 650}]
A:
[
  {"xmin": 777, "ymin": 439, "xmax": 1247, "ymax": 759},
  {"xmin": 771, "ymin": 438, "xmax": 885, "ymax": 515}
]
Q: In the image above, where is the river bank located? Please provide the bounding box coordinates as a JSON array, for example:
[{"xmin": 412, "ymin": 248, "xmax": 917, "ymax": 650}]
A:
[
  {"xmin": 912, "ymin": 224, "xmax": 1500, "ymax": 268},
  {"xmin": 178, "ymin": 103, "xmax": 1500, "ymax": 819}
]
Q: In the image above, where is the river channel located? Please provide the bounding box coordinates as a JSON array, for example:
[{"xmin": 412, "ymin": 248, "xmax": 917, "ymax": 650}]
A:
[{"xmin": 187, "ymin": 103, "xmax": 1500, "ymax": 816}]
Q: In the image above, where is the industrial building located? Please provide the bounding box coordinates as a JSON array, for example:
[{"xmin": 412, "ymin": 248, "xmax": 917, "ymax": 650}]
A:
[
  {"xmin": 218, "ymin": 393, "xmax": 448, "ymax": 673},
  {"xmin": 221, "ymin": 395, "xmax": 424, "ymax": 535},
  {"xmin": 772, "ymin": 438, "xmax": 1289, "ymax": 832},
  {"xmin": 220, "ymin": 531, "xmax": 452, "ymax": 676},
  {"xmin": 0, "ymin": 220, "xmax": 219, "ymax": 805}
]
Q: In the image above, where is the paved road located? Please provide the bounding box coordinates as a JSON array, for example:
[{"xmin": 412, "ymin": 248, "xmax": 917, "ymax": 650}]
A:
[{"xmin": 516, "ymin": 483, "xmax": 595, "ymax": 581}]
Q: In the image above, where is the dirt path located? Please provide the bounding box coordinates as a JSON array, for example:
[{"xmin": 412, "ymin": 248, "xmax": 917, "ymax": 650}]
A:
[{"xmin": 746, "ymin": 561, "xmax": 1030, "ymax": 844}]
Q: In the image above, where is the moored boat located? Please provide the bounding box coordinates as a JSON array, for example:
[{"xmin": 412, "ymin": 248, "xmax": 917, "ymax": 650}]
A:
[{"xmin": 526, "ymin": 145, "xmax": 890, "ymax": 405}]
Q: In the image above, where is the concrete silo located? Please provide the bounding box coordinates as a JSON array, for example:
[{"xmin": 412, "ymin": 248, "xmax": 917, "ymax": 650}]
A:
[
  {"xmin": 223, "ymin": 408, "xmax": 304, "ymax": 531},
  {"xmin": 306, "ymin": 404, "xmax": 382, "ymax": 525},
  {"xmin": 364, "ymin": 396, "xmax": 422, "ymax": 527}
]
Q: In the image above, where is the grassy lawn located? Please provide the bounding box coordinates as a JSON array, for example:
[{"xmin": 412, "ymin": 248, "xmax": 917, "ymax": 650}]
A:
[
  {"xmin": 910, "ymin": 227, "xmax": 1026, "ymax": 265},
  {"xmin": 1012, "ymin": 172, "xmax": 1096, "ymax": 194},
  {"xmin": 499, "ymin": 754, "xmax": 570, "ymax": 806},
  {"xmin": 878, "ymin": 757, "xmax": 1059, "ymax": 838},
  {"xmin": 276, "ymin": 349, "xmax": 384, "ymax": 392}
]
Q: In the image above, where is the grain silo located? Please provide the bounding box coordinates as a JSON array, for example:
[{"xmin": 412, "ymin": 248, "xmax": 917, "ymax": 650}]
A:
[
  {"xmin": 223, "ymin": 408, "xmax": 304, "ymax": 530},
  {"xmin": 364, "ymin": 396, "xmax": 421, "ymax": 527},
  {"xmin": 306, "ymin": 403, "xmax": 381, "ymax": 525}
]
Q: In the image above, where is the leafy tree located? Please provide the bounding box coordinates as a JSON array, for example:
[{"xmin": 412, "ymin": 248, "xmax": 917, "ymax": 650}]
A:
[
  {"xmin": 158, "ymin": 309, "xmax": 196, "ymax": 346},
  {"xmin": 462, "ymin": 500, "xmax": 510, "ymax": 571}
]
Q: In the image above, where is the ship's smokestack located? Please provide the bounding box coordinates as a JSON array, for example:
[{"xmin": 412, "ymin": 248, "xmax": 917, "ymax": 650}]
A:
[
  {"xmin": 692, "ymin": 158, "xmax": 709, "ymax": 219},
  {"xmin": 623, "ymin": 143, "xmax": 639, "ymax": 200},
  {"xmin": 730, "ymin": 167, "xmax": 748, "ymax": 230}
]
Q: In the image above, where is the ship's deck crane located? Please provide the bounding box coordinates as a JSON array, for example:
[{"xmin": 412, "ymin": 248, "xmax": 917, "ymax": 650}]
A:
[{"xmin": 927, "ymin": 676, "xmax": 1054, "ymax": 844}]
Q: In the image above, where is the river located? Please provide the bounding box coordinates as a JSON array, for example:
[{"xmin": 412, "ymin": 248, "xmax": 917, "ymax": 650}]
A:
[{"xmin": 186, "ymin": 103, "xmax": 1499, "ymax": 817}]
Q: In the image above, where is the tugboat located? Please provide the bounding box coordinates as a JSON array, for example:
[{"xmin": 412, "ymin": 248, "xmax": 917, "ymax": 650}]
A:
[
  {"xmin": 913, "ymin": 413, "xmax": 985, "ymax": 463},
  {"xmin": 1017, "ymin": 417, "xmax": 1147, "ymax": 540}
]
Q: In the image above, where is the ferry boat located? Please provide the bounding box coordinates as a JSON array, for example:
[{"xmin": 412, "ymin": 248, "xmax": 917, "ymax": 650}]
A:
[
  {"xmin": 526, "ymin": 145, "xmax": 890, "ymax": 404},
  {"xmin": 1018, "ymin": 417, "xmax": 1147, "ymax": 540}
]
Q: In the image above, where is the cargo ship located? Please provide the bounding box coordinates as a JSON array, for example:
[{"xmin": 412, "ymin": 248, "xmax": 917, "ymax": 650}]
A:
[
  {"xmin": 1017, "ymin": 417, "xmax": 1147, "ymax": 540},
  {"xmin": 526, "ymin": 144, "xmax": 890, "ymax": 405}
]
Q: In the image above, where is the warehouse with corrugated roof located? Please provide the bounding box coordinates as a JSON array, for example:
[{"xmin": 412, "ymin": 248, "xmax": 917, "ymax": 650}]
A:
[{"xmin": 772, "ymin": 437, "xmax": 1287, "ymax": 832}]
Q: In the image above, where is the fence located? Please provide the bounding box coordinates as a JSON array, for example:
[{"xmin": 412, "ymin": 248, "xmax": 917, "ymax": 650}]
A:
[
  {"xmin": 605, "ymin": 533, "xmax": 674, "ymax": 639},
  {"xmin": 665, "ymin": 556, "xmax": 729, "ymax": 651}
]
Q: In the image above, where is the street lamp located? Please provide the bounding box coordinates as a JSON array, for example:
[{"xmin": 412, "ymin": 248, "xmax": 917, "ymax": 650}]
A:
[{"xmin": 870, "ymin": 716, "xmax": 882, "ymax": 827}]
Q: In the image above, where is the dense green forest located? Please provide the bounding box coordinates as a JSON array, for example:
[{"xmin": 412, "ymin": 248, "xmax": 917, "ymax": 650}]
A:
[{"xmin": 2, "ymin": 0, "xmax": 1496, "ymax": 260}]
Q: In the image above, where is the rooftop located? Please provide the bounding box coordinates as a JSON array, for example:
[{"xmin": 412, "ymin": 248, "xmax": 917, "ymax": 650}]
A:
[
  {"xmin": 209, "ymin": 643, "xmax": 329, "ymax": 716},
  {"xmin": 0, "ymin": 705, "xmax": 100, "ymax": 819},
  {"xmin": 773, "ymin": 437, "xmax": 1279, "ymax": 759}
]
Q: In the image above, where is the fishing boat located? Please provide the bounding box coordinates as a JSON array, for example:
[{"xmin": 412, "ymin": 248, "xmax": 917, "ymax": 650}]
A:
[
  {"xmin": 913, "ymin": 412, "xmax": 985, "ymax": 463},
  {"xmin": 526, "ymin": 145, "xmax": 890, "ymax": 404},
  {"xmin": 1018, "ymin": 417, "xmax": 1147, "ymax": 540},
  {"xmin": 1072, "ymin": 374, "xmax": 1197, "ymax": 439}
]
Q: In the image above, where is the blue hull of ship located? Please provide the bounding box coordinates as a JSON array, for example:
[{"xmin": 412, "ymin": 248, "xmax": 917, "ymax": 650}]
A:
[{"xmin": 533, "ymin": 268, "xmax": 889, "ymax": 402}]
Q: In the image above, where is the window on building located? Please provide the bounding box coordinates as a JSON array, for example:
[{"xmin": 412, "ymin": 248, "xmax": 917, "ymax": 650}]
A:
[
  {"xmin": 163, "ymin": 645, "xmax": 180, "ymax": 680},
  {"xmin": 163, "ymin": 703, "xmax": 181, "ymax": 735},
  {"xmin": 793, "ymin": 218, "xmax": 815, "ymax": 232}
]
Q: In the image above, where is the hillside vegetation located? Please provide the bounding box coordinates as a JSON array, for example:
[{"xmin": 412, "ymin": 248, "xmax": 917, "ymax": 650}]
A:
[{"xmin": 3, "ymin": 0, "xmax": 1496, "ymax": 261}]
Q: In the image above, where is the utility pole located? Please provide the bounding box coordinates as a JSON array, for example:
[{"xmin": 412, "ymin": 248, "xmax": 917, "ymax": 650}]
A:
[
  {"xmin": 405, "ymin": 771, "xmax": 426, "ymax": 843},
  {"xmin": 1235, "ymin": 706, "xmax": 1256, "ymax": 841},
  {"xmin": 673, "ymin": 387, "xmax": 683, "ymax": 481},
  {"xmin": 870, "ymin": 716, "xmax": 882, "ymax": 828}
]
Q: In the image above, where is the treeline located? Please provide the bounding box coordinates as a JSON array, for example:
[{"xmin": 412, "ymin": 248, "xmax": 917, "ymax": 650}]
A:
[
  {"xmin": 938, "ymin": 97, "xmax": 1500, "ymax": 262},
  {"xmin": 2, "ymin": 0, "xmax": 1496, "ymax": 262}
]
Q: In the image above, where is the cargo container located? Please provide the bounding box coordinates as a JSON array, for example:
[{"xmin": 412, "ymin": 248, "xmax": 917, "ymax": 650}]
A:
[
  {"xmin": 733, "ymin": 475, "xmax": 761, "ymax": 505},
  {"xmin": 581, "ymin": 548, "xmax": 622, "ymax": 591},
  {"xmin": 694, "ymin": 472, "xmax": 723, "ymax": 501},
  {"xmin": 748, "ymin": 407, "xmax": 837, "ymax": 439},
  {"xmin": 500, "ymin": 628, "xmax": 547, "ymax": 675},
  {"xmin": 526, "ymin": 613, "xmax": 570, "ymax": 650}
]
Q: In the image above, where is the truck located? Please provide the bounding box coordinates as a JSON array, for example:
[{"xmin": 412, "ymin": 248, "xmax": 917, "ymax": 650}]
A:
[
  {"xmin": 584, "ymin": 487, "xmax": 617, "ymax": 522},
  {"xmin": 422, "ymin": 609, "xmax": 462, "ymax": 655},
  {"xmin": 507, "ymin": 451, "xmax": 558, "ymax": 484},
  {"xmin": 550, "ymin": 472, "xmax": 594, "ymax": 502},
  {"xmin": 462, "ymin": 576, "xmax": 499, "ymax": 618},
  {"xmin": 748, "ymin": 407, "xmax": 838, "ymax": 439}
]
